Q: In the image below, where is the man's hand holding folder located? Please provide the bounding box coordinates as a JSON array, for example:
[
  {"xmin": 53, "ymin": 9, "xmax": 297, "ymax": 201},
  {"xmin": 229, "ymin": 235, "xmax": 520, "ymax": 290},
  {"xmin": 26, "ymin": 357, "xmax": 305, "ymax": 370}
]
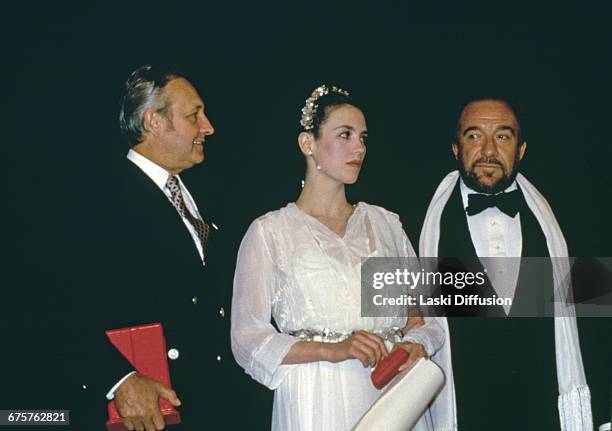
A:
[
  {"xmin": 115, "ymin": 374, "xmax": 181, "ymax": 431},
  {"xmin": 105, "ymin": 323, "xmax": 181, "ymax": 431}
]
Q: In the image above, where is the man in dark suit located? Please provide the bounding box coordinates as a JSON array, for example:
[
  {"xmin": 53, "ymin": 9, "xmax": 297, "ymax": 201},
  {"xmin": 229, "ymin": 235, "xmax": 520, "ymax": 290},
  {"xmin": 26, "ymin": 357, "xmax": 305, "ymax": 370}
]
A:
[
  {"xmin": 69, "ymin": 65, "xmax": 270, "ymax": 430},
  {"xmin": 420, "ymin": 98, "xmax": 592, "ymax": 430}
]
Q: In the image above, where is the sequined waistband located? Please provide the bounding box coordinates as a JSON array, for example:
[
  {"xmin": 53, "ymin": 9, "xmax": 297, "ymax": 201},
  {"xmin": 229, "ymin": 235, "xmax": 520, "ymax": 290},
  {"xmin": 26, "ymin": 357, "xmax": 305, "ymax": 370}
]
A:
[{"xmin": 287, "ymin": 326, "xmax": 404, "ymax": 343}]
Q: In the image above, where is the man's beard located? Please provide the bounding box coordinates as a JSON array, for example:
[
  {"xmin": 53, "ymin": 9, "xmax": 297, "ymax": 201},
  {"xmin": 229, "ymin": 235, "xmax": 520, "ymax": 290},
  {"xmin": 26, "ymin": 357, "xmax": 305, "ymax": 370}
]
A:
[{"xmin": 458, "ymin": 151, "xmax": 521, "ymax": 194}]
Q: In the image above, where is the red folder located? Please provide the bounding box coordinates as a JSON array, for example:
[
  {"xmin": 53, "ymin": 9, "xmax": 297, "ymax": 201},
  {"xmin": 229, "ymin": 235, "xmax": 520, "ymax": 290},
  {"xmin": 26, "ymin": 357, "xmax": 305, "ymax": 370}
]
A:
[{"xmin": 105, "ymin": 323, "xmax": 181, "ymax": 431}]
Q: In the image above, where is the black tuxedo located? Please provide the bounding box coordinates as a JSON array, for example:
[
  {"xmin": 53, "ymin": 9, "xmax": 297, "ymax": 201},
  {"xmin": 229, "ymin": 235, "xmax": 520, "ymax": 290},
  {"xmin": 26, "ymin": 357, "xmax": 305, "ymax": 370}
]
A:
[
  {"xmin": 437, "ymin": 182, "xmax": 559, "ymax": 430},
  {"xmin": 66, "ymin": 159, "xmax": 271, "ymax": 429}
]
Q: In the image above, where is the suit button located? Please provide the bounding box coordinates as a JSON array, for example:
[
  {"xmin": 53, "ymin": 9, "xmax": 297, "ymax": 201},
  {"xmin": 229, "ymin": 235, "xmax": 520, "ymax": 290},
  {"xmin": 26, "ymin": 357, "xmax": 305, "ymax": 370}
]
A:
[
  {"xmin": 82, "ymin": 384, "xmax": 87, "ymax": 390},
  {"xmin": 168, "ymin": 348, "xmax": 180, "ymax": 360},
  {"xmin": 192, "ymin": 296, "xmax": 198, "ymax": 305},
  {"xmin": 219, "ymin": 307, "xmax": 225, "ymax": 317},
  {"xmin": 216, "ymin": 355, "xmax": 222, "ymax": 362}
]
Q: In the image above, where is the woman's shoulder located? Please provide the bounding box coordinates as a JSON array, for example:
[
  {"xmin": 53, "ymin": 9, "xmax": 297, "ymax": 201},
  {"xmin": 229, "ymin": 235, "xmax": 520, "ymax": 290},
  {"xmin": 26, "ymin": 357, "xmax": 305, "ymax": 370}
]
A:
[
  {"xmin": 248, "ymin": 203, "xmax": 296, "ymax": 231},
  {"xmin": 241, "ymin": 204, "xmax": 300, "ymax": 257},
  {"xmin": 358, "ymin": 202, "xmax": 416, "ymax": 256},
  {"xmin": 357, "ymin": 201, "xmax": 402, "ymax": 224}
]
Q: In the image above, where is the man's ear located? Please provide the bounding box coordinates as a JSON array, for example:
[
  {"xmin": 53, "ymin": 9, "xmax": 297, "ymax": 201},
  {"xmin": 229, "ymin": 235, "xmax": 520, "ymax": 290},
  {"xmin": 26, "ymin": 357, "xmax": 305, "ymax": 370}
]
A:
[
  {"xmin": 452, "ymin": 143, "xmax": 459, "ymax": 160},
  {"xmin": 143, "ymin": 109, "xmax": 164, "ymax": 137},
  {"xmin": 298, "ymin": 131, "xmax": 314, "ymax": 156},
  {"xmin": 518, "ymin": 141, "xmax": 527, "ymax": 160}
]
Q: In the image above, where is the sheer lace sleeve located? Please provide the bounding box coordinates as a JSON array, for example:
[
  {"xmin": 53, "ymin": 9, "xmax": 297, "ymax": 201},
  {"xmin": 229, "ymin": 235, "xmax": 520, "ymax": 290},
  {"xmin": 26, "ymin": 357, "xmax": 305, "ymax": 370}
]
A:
[
  {"xmin": 230, "ymin": 219, "xmax": 299, "ymax": 389},
  {"xmin": 388, "ymin": 210, "xmax": 446, "ymax": 357}
]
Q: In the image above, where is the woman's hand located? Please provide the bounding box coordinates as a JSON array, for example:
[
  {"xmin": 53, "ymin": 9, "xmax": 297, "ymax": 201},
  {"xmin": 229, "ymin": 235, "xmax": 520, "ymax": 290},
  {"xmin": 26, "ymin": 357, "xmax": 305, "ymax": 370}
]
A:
[
  {"xmin": 325, "ymin": 330, "xmax": 389, "ymax": 368},
  {"xmin": 402, "ymin": 313, "xmax": 425, "ymax": 333},
  {"xmin": 395, "ymin": 342, "xmax": 427, "ymax": 372}
]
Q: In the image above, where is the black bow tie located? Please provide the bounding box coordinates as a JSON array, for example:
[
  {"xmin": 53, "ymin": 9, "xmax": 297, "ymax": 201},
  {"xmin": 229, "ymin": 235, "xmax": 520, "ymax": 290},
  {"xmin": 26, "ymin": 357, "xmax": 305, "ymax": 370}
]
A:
[{"xmin": 466, "ymin": 189, "xmax": 521, "ymax": 217}]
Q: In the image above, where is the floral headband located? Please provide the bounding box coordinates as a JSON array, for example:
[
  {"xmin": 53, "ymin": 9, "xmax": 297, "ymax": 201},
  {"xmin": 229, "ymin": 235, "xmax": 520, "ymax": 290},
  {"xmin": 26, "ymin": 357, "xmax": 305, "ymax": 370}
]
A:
[{"xmin": 299, "ymin": 84, "xmax": 350, "ymax": 131}]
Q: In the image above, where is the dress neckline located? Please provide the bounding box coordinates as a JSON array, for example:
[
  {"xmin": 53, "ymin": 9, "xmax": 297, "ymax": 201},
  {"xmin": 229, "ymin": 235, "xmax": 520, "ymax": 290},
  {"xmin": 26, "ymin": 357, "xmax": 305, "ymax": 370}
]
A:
[{"xmin": 289, "ymin": 202, "xmax": 363, "ymax": 240}]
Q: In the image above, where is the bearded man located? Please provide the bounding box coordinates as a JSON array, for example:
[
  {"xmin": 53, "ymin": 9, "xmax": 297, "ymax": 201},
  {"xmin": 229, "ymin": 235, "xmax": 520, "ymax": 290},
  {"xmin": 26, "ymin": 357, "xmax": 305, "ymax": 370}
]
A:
[{"xmin": 420, "ymin": 98, "xmax": 592, "ymax": 430}]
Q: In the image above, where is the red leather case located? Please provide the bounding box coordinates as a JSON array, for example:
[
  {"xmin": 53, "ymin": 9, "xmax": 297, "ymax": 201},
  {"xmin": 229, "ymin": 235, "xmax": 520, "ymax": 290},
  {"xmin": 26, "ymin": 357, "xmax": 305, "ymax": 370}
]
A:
[
  {"xmin": 371, "ymin": 348, "xmax": 410, "ymax": 390},
  {"xmin": 105, "ymin": 323, "xmax": 181, "ymax": 431}
]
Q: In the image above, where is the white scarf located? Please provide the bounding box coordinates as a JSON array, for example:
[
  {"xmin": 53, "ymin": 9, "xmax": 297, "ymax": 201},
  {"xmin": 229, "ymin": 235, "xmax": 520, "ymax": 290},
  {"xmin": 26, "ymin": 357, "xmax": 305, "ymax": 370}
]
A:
[{"xmin": 419, "ymin": 170, "xmax": 592, "ymax": 431}]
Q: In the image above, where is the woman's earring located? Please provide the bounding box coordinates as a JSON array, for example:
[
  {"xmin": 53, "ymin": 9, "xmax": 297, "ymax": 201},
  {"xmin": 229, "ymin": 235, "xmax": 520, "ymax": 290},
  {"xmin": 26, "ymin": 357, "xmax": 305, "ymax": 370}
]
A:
[{"xmin": 308, "ymin": 149, "xmax": 320, "ymax": 170}]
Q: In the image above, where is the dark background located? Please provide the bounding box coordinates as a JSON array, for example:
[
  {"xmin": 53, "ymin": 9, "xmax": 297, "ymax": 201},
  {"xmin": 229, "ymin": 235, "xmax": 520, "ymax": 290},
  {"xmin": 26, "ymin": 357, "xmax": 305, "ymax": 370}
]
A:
[{"xmin": 3, "ymin": 0, "xmax": 611, "ymax": 428}]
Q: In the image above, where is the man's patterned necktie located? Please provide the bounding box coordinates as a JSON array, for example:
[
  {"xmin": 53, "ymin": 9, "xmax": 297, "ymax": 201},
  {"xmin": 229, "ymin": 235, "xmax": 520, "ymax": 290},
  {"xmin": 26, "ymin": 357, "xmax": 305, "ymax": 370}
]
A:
[{"xmin": 165, "ymin": 175, "xmax": 210, "ymax": 261}]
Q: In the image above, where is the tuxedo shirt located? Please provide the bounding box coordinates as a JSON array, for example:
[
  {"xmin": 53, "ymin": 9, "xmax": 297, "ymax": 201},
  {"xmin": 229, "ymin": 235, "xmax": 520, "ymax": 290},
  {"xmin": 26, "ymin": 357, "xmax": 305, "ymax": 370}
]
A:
[{"xmin": 460, "ymin": 179, "xmax": 522, "ymax": 313}]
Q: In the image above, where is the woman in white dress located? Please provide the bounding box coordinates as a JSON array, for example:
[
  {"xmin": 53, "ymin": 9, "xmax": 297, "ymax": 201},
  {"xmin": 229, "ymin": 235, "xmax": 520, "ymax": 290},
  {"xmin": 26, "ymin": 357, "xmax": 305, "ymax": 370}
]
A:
[{"xmin": 231, "ymin": 85, "xmax": 445, "ymax": 430}]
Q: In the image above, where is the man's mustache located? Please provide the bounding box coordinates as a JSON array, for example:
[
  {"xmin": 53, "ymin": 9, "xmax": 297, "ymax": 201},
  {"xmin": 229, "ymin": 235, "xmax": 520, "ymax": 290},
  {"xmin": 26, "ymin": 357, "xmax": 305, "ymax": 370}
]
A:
[{"xmin": 471, "ymin": 157, "xmax": 503, "ymax": 169}]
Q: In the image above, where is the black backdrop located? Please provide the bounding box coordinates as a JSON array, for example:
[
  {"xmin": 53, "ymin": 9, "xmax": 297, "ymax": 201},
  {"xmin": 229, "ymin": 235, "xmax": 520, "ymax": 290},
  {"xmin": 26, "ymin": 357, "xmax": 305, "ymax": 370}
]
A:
[{"xmin": 4, "ymin": 0, "xmax": 611, "ymax": 428}]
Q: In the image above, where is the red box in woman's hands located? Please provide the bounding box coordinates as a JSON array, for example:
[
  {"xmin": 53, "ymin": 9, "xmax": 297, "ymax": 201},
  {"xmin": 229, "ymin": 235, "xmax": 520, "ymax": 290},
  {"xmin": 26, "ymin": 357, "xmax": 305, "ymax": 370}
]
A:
[{"xmin": 371, "ymin": 348, "xmax": 410, "ymax": 390}]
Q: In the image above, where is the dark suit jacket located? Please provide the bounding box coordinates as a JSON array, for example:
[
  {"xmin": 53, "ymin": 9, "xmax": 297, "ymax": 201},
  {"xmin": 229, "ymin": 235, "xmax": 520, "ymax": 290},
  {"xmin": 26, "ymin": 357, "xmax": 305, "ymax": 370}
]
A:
[{"xmin": 65, "ymin": 159, "xmax": 271, "ymax": 429}]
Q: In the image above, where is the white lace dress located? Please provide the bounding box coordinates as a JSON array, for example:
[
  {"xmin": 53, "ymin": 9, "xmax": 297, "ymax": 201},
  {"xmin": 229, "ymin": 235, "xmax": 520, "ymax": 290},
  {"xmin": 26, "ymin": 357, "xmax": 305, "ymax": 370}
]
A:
[{"xmin": 231, "ymin": 202, "xmax": 444, "ymax": 431}]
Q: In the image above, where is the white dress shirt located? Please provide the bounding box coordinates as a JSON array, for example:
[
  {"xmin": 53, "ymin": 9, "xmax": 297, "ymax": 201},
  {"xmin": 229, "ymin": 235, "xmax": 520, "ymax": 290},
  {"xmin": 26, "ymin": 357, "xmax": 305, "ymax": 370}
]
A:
[{"xmin": 460, "ymin": 179, "xmax": 522, "ymax": 313}]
